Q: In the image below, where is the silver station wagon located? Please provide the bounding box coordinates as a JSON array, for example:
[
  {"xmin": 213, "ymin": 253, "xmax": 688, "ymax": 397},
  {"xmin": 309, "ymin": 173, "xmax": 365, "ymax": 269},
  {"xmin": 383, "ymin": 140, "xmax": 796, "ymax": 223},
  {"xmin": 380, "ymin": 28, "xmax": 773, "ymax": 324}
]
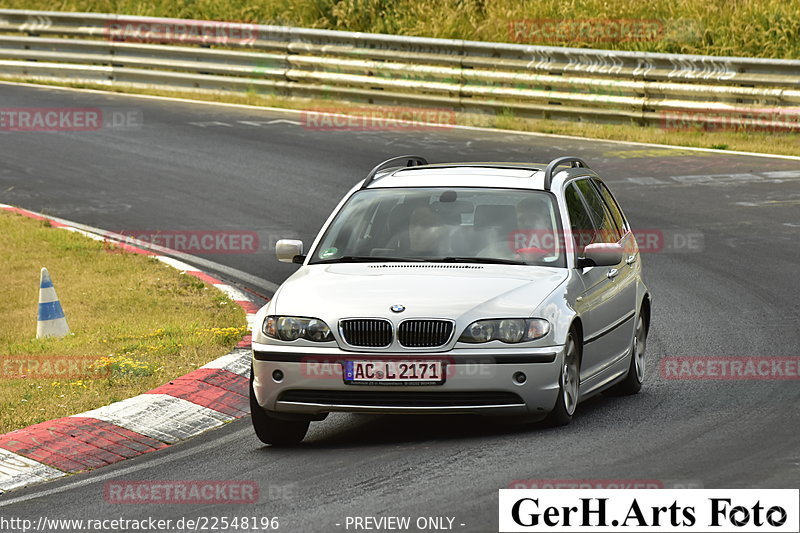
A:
[{"xmin": 250, "ymin": 156, "xmax": 651, "ymax": 444}]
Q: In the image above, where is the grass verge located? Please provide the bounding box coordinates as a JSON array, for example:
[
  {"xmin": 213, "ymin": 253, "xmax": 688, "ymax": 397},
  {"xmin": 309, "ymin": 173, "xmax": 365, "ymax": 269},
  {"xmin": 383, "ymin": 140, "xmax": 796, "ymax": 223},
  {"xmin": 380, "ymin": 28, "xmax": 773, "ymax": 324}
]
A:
[
  {"xmin": 0, "ymin": 210, "xmax": 247, "ymax": 434},
  {"xmin": 6, "ymin": 78, "xmax": 799, "ymax": 157},
  {"xmin": 3, "ymin": 0, "xmax": 800, "ymax": 58}
]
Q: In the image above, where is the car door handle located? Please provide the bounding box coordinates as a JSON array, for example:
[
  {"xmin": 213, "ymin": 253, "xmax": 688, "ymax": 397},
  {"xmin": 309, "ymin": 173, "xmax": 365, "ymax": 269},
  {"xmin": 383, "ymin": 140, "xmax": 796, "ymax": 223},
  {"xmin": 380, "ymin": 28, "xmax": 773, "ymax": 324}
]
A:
[
  {"xmin": 626, "ymin": 255, "xmax": 637, "ymax": 265},
  {"xmin": 607, "ymin": 268, "xmax": 619, "ymax": 279}
]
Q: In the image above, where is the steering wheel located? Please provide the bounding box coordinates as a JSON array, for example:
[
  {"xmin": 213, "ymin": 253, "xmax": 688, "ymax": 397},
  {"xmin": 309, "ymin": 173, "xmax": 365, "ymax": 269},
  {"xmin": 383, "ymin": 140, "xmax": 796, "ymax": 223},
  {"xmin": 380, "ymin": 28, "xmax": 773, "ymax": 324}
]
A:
[{"xmin": 515, "ymin": 246, "xmax": 549, "ymax": 255}]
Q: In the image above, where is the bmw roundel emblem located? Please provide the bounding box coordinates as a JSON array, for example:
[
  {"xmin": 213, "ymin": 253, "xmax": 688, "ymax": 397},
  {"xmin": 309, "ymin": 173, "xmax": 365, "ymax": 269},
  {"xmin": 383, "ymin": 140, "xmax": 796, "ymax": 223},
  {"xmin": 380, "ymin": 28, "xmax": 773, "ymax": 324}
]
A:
[{"xmin": 390, "ymin": 304, "xmax": 405, "ymax": 313}]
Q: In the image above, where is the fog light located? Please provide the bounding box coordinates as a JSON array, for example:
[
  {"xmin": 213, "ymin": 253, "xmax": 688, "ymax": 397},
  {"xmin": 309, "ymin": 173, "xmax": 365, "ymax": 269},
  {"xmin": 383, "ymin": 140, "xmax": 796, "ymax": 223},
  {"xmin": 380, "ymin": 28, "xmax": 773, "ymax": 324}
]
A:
[
  {"xmin": 513, "ymin": 371, "xmax": 526, "ymax": 384},
  {"xmin": 272, "ymin": 369, "xmax": 284, "ymax": 382}
]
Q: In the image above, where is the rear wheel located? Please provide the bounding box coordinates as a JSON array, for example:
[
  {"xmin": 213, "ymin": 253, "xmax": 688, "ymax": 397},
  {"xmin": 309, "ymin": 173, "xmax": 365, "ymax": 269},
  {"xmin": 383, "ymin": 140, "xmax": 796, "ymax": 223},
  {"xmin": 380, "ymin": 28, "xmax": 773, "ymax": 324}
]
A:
[
  {"xmin": 544, "ymin": 330, "xmax": 580, "ymax": 427},
  {"xmin": 249, "ymin": 368, "xmax": 309, "ymax": 445},
  {"xmin": 608, "ymin": 312, "xmax": 647, "ymax": 396}
]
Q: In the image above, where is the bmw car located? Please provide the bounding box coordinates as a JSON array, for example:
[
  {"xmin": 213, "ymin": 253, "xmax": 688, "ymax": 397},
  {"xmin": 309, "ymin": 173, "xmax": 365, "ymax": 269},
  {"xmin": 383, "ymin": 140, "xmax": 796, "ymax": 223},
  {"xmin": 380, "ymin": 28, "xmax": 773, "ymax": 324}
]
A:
[{"xmin": 250, "ymin": 156, "xmax": 651, "ymax": 444}]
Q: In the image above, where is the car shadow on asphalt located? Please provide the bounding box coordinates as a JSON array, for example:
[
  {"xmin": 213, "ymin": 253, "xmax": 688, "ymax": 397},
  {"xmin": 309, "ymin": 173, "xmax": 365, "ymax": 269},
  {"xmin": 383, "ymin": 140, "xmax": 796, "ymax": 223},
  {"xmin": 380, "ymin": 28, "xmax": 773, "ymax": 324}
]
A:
[
  {"xmin": 305, "ymin": 413, "xmax": 535, "ymax": 447},
  {"xmin": 254, "ymin": 394, "xmax": 618, "ymax": 450}
]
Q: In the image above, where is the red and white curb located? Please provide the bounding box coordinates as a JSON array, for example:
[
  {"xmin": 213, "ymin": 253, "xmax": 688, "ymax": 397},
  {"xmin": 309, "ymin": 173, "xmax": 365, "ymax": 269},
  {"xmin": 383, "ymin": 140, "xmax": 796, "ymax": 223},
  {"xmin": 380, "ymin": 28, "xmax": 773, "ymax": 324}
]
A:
[{"xmin": 0, "ymin": 204, "xmax": 259, "ymax": 494}]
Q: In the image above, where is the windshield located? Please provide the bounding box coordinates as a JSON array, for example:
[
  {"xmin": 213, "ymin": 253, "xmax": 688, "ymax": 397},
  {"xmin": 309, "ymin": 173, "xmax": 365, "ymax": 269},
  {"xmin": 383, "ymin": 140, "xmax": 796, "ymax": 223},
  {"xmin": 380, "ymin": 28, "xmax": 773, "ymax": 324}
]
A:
[{"xmin": 309, "ymin": 187, "xmax": 566, "ymax": 267}]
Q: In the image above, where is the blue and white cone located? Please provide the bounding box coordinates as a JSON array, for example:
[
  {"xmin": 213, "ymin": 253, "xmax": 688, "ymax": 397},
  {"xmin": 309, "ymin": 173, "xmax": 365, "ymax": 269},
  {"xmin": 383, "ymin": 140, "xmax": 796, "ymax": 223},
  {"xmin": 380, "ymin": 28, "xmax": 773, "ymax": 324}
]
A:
[{"xmin": 37, "ymin": 267, "xmax": 70, "ymax": 338}]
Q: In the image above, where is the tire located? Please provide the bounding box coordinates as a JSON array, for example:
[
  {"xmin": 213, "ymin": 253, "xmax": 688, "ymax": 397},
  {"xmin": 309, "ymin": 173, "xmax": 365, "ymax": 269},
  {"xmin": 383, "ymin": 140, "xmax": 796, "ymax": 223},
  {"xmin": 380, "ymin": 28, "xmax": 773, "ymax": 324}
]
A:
[
  {"xmin": 608, "ymin": 312, "xmax": 647, "ymax": 396},
  {"xmin": 249, "ymin": 368, "xmax": 309, "ymax": 445},
  {"xmin": 544, "ymin": 329, "xmax": 581, "ymax": 427}
]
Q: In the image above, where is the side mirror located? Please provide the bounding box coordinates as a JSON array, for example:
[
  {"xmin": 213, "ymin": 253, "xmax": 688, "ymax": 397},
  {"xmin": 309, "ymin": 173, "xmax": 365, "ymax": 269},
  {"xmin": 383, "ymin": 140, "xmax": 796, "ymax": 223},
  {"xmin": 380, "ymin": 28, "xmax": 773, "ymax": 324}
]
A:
[
  {"xmin": 276, "ymin": 239, "xmax": 305, "ymax": 264},
  {"xmin": 580, "ymin": 243, "xmax": 623, "ymax": 267}
]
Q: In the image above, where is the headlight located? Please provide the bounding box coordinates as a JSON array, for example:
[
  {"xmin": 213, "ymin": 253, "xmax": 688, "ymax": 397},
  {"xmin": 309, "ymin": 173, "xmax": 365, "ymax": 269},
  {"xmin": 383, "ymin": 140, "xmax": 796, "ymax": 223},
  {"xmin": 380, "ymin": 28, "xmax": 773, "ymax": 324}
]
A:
[
  {"xmin": 464, "ymin": 321, "xmax": 495, "ymax": 342},
  {"xmin": 458, "ymin": 318, "xmax": 550, "ymax": 344},
  {"xmin": 262, "ymin": 316, "xmax": 334, "ymax": 342},
  {"xmin": 498, "ymin": 319, "xmax": 526, "ymax": 343}
]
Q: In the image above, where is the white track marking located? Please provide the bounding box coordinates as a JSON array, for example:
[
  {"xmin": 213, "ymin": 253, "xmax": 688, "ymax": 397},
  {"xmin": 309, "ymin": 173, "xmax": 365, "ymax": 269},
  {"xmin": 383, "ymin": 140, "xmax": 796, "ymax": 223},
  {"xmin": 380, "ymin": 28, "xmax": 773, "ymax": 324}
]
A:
[
  {"xmin": 153, "ymin": 255, "xmax": 199, "ymax": 272},
  {"xmin": 213, "ymin": 283, "xmax": 250, "ymax": 302},
  {"xmin": 613, "ymin": 171, "xmax": 800, "ymax": 187},
  {"xmin": 74, "ymin": 395, "xmax": 233, "ymax": 444},
  {"xmin": 0, "ymin": 450, "xmax": 64, "ymax": 494},
  {"xmin": 200, "ymin": 348, "xmax": 251, "ymax": 377},
  {"xmin": 0, "ymin": 425, "xmax": 254, "ymax": 506}
]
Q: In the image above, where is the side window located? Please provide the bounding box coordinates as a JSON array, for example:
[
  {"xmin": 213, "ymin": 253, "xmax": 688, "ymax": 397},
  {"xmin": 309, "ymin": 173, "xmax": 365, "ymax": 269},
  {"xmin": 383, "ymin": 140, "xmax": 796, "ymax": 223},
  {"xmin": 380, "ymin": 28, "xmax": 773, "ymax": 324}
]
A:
[
  {"xmin": 575, "ymin": 179, "xmax": 621, "ymax": 243},
  {"xmin": 592, "ymin": 179, "xmax": 628, "ymax": 234},
  {"xmin": 564, "ymin": 183, "xmax": 597, "ymax": 254}
]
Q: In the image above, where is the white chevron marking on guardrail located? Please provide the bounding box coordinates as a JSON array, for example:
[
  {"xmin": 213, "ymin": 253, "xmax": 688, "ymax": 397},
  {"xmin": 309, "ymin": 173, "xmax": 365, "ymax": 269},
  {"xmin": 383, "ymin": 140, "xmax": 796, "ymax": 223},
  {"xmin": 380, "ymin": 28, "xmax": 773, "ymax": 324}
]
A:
[
  {"xmin": 19, "ymin": 15, "xmax": 51, "ymax": 33},
  {"xmin": 0, "ymin": 9, "xmax": 798, "ymax": 129}
]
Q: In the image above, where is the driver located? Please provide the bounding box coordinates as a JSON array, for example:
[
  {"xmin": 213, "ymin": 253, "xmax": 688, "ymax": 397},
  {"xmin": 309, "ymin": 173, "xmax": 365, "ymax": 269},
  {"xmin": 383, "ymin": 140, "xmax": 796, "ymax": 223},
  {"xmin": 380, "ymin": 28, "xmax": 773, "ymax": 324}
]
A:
[
  {"xmin": 408, "ymin": 205, "xmax": 441, "ymax": 255},
  {"xmin": 513, "ymin": 198, "xmax": 556, "ymax": 255}
]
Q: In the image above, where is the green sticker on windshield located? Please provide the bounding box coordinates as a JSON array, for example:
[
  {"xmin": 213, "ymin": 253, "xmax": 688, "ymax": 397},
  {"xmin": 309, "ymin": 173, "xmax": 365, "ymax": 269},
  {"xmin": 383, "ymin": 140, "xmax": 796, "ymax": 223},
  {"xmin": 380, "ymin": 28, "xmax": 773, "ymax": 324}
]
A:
[{"xmin": 320, "ymin": 247, "xmax": 338, "ymax": 259}]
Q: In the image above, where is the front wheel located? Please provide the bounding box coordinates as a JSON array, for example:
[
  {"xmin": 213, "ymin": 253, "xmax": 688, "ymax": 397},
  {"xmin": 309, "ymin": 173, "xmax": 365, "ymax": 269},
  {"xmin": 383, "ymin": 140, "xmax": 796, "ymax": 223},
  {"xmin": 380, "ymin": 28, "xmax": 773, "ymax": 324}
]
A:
[
  {"xmin": 249, "ymin": 369, "xmax": 309, "ymax": 445},
  {"xmin": 608, "ymin": 312, "xmax": 647, "ymax": 396},
  {"xmin": 544, "ymin": 330, "xmax": 580, "ymax": 427}
]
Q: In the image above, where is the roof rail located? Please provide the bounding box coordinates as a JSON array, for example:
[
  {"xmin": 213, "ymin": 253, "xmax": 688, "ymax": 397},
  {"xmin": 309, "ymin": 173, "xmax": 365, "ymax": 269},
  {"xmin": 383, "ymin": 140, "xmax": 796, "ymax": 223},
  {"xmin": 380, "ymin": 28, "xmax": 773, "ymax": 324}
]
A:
[
  {"xmin": 360, "ymin": 155, "xmax": 428, "ymax": 189},
  {"xmin": 543, "ymin": 157, "xmax": 588, "ymax": 190}
]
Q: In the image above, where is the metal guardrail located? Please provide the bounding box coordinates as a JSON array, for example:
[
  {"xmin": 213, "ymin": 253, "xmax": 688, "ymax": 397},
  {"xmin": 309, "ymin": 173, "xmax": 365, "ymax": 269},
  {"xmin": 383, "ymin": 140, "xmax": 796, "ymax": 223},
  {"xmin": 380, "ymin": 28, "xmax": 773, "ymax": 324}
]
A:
[{"xmin": 1, "ymin": 9, "xmax": 799, "ymax": 129}]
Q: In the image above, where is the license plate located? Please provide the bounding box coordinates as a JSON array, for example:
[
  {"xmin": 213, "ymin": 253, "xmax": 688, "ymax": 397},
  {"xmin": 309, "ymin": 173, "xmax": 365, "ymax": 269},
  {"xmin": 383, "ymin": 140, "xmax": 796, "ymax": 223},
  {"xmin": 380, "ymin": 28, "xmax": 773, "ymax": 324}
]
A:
[{"xmin": 343, "ymin": 360, "xmax": 445, "ymax": 385}]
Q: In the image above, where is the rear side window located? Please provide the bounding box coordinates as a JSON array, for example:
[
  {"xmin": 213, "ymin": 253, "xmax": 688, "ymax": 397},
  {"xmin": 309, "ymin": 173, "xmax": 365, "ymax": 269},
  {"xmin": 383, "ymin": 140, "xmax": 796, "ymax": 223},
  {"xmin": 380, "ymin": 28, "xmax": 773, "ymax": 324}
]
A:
[
  {"xmin": 592, "ymin": 179, "xmax": 628, "ymax": 234},
  {"xmin": 575, "ymin": 179, "xmax": 621, "ymax": 243}
]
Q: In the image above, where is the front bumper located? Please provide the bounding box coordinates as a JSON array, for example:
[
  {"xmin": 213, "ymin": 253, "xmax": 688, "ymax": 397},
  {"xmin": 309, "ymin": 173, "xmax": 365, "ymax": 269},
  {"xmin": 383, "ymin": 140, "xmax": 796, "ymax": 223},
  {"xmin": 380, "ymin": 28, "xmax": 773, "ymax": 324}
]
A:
[{"xmin": 251, "ymin": 343, "xmax": 564, "ymax": 417}]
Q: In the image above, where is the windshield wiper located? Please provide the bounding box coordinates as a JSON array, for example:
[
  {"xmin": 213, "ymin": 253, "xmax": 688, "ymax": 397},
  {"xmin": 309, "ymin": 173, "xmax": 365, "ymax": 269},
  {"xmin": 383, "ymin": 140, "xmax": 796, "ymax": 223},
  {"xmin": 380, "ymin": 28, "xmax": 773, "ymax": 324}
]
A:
[
  {"xmin": 431, "ymin": 257, "xmax": 527, "ymax": 265},
  {"xmin": 312, "ymin": 256, "xmax": 426, "ymax": 265}
]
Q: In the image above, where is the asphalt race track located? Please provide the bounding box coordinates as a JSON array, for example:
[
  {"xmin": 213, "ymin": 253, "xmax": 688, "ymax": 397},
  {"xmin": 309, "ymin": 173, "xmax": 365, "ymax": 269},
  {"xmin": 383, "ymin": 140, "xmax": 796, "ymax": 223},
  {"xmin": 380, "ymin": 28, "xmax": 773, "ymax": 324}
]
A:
[{"xmin": 1, "ymin": 82, "xmax": 799, "ymax": 532}]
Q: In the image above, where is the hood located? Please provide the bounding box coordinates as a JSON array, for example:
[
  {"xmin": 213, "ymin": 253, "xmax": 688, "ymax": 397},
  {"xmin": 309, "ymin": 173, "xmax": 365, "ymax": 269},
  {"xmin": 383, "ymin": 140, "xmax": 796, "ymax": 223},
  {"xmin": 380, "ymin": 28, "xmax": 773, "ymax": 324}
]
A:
[{"xmin": 272, "ymin": 263, "xmax": 568, "ymax": 324}]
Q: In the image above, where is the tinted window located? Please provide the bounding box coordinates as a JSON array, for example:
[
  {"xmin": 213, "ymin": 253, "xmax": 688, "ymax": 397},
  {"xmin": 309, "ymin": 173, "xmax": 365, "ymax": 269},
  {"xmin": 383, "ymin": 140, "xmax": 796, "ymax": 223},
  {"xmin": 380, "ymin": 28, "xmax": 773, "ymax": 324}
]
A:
[
  {"xmin": 575, "ymin": 179, "xmax": 621, "ymax": 242},
  {"xmin": 592, "ymin": 179, "xmax": 628, "ymax": 234},
  {"xmin": 310, "ymin": 187, "xmax": 566, "ymax": 267},
  {"xmin": 564, "ymin": 183, "xmax": 597, "ymax": 254}
]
